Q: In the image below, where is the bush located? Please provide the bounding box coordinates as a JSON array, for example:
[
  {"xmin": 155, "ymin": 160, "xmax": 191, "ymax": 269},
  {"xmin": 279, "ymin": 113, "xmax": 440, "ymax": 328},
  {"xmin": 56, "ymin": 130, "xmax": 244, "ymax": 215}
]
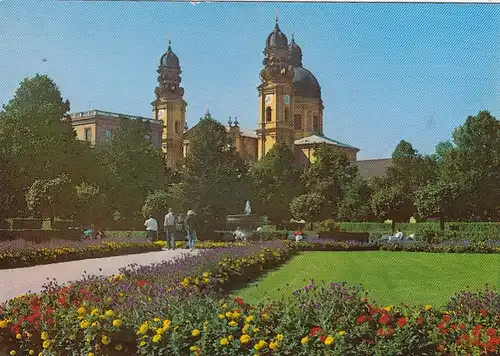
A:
[
  {"xmin": 0, "ymin": 229, "xmax": 81, "ymax": 242},
  {"xmin": 11, "ymin": 218, "xmax": 42, "ymax": 230},
  {"xmin": 52, "ymin": 219, "xmax": 74, "ymax": 230}
]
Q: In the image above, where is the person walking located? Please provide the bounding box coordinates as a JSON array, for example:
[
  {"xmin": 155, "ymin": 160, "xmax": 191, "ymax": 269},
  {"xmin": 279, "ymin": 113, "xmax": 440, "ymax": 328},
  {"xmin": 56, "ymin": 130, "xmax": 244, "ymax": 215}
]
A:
[
  {"xmin": 144, "ymin": 215, "xmax": 158, "ymax": 242},
  {"xmin": 185, "ymin": 210, "xmax": 197, "ymax": 249},
  {"xmin": 164, "ymin": 208, "xmax": 176, "ymax": 250}
]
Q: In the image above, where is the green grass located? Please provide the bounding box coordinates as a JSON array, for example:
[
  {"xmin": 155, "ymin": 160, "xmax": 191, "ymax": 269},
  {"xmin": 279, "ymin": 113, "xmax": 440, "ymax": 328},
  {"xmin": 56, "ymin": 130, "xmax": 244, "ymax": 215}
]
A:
[{"xmin": 232, "ymin": 251, "xmax": 500, "ymax": 307}]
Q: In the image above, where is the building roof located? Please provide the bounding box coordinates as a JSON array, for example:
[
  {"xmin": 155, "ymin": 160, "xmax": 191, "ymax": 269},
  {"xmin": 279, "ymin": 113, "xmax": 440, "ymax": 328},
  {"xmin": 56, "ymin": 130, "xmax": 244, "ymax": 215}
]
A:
[
  {"xmin": 292, "ymin": 67, "xmax": 321, "ymax": 99},
  {"xmin": 225, "ymin": 126, "xmax": 258, "ymax": 139},
  {"xmin": 355, "ymin": 158, "xmax": 393, "ymax": 180},
  {"xmin": 294, "ymin": 134, "xmax": 359, "ymax": 151},
  {"xmin": 70, "ymin": 110, "xmax": 154, "ymax": 122}
]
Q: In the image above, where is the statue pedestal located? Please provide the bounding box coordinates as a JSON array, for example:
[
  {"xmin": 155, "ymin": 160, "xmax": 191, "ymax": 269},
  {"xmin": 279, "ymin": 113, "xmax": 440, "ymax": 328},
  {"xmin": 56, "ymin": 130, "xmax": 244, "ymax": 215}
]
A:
[{"xmin": 226, "ymin": 214, "xmax": 267, "ymax": 231}]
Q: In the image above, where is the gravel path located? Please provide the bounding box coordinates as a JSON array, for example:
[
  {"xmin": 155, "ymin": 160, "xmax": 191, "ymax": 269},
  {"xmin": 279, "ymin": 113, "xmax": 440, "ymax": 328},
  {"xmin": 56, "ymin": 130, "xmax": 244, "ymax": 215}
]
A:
[{"xmin": 0, "ymin": 249, "xmax": 197, "ymax": 303}]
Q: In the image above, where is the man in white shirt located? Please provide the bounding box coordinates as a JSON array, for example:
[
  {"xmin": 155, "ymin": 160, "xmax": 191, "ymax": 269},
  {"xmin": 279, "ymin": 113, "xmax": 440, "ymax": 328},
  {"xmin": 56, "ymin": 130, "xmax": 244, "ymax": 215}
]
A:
[
  {"xmin": 144, "ymin": 215, "xmax": 158, "ymax": 242},
  {"xmin": 164, "ymin": 208, "xmax": 176, "ymax": 250}
]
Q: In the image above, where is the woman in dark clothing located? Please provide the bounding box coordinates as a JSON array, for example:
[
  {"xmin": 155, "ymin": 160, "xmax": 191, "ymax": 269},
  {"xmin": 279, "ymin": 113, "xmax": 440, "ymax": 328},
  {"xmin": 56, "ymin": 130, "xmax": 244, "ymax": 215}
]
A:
[{"xmin": 185, "ymin": 210, "xmax": 197, "ymax": 249}]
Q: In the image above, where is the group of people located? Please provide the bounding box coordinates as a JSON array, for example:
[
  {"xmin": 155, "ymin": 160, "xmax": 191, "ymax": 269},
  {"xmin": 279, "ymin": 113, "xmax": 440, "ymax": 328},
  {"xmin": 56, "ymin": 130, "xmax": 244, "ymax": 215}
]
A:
[
  {"xmin": 83, "ymin": 224, "xmax": 105, "ymax": 240},
  {"xmin": 144, "ymin": 208, "xmax": 198, "ymax": 250}
]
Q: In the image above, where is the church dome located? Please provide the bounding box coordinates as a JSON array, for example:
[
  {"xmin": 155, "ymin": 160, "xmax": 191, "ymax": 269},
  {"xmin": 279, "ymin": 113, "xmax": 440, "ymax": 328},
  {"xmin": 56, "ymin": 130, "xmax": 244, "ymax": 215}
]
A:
[
  {"xmin": 292, "ymin": 67, "xmax": 321, "ymax": 99},
  {"xmin": 160, "ymin": 41, "xmax": 179, "ymax": 68},
  {"xmin": 289, "ymin": 34, "xmax": 302, "ymax": 67},
  {"xmin": 266, "ymin": 22, "xmax": 288, "ymax": 49}
]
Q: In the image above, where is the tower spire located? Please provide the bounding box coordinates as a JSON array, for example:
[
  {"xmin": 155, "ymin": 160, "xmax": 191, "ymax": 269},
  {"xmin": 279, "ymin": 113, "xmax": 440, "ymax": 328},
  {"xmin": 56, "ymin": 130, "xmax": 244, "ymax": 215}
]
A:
[
  {"xmin": 275, "ymin": 8, "xmax": 279, "ymax": 25},
  {"xmin": 168, "ymin": 33, "xmax": 172, "ymax": 50}
]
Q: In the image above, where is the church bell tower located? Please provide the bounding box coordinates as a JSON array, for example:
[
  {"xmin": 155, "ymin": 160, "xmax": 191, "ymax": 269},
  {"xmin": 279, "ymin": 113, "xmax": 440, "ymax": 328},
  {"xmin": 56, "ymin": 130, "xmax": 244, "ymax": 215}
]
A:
[
  {"xmin": 257, "ymin": 13, "xmax": 295, "ymax": 159},
  {"xmin": 152, "ymin": 37, "xmax": 187, "ymax": 168}
]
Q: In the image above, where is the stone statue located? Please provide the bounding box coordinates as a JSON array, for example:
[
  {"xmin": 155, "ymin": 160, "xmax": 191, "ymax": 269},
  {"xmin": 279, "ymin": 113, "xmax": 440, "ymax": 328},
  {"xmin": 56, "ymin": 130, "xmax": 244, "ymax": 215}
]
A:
[{"xmin": 244, "ymin": 200, "xmax": 252, "ymax": 215}]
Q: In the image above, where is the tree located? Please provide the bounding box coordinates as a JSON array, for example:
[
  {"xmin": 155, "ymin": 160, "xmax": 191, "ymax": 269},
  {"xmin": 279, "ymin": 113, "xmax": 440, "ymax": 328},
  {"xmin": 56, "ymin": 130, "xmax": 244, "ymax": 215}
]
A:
[
  {"xmin": 97, "ymin": 117, "xmax": 165, "ymax": 223},
  {"xmin": 142, "ymin": 190, "xmax": 171, "ymax": 225},
  {"xmin": 74, "ymin": 182, "xmax": 111, "ymax": 226},
  {"xmin": 414, "ymin": 180, "xmax": 460, "ymax": 230},
  {"xmin": 441, "ymin": 111, "xmax": 500, "ymax": 220},
  {"xmin": 25, "ymin": 174, "xmax": 74, "ymax": 228},
  {"xmin": 249, "ymin": 142, "xmax": 303, "ymax": 225},
  {"xmin": 301, "ymin": 144, "xmax": 358, "ymax": 218},
  {"xmin": 0, "ymin": 74, "xmax": 88, "ymax": 217},
  {"xmin": 180, "ymin": 115, "xmax": 249, "ymax": 233},
  {"xmin": 338, "ymin": 176, "xmax": 374, "ymax": 221},
  {"xmin": 371, "ymin": 184, "xmax": 414, "ymax": 233},
  {"xmin": 289, "ymin": 193, "xmax": 325, "ymax": 230}
]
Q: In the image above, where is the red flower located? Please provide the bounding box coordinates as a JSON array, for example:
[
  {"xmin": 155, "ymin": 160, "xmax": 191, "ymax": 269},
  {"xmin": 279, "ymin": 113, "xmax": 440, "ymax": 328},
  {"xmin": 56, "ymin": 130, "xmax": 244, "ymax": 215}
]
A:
[
  {"xmin": 356, "ymin": 315, "xmax": 367, "ymax": 324},
  {"xmin": 481, "ymin": 309, "xmax": 488, "ymax": 317},
  {"xmin": 309, "ymin": 327, "xmax": 323, "ymax": 337},
  {"xmin": 437, "ymin": 322, "xmax": 446, "ymax": 329},
  {"xmin": 459, "ymin": 323, "xmax": 466, "ymax": 330},
  {"xmin": 461, "ymin": 333, "xmax": 470, "ymax": 342},
  {"xmin": 489, "ymin": 336, "xmax": 500, "ymax": 347},
  {"xmin": 396, "ymin": 317, "xmax": 407, "ymax": 327},
  {"xmin": 443, "ymin": 314, "xmax": 451, "ymax": 323},
  {"xmin": 234, "ymin": 297, "xmax": 244, "ymax": 306},
  {"xmin": 136, "ymin": 280, "xmax": 148, "ymax": 288},
  {"xmin": 436, "ymin": 345, "xmax": 444, "ymax": 352},
  {"xmin": 386, "ymin": 327, "xmax": 394, "ymax": 336},
  {"xmin": 451, "ymin": 323, "xmax": 457, "ymax": 331},
  {"xmin": 377, "ymin": 328, "xmax": 384, "ymax": 336},
  {"xmin": 417, "ymin": 317, "xmax": 423, "ymax": 325},
  {"xmin": 319, "ymin": 335, "xmax": 326, "ymax": 343},
  {"xmin": 486, "ymin": 327, "xmax": 496, "ymax": 337},
  {"xmin": 440, "ymin": 328, "xmax": 449, "ymax": 335},
  {"xmin": 473, "ymin": 324, "xmax": 483, "ymax": 337},
  {"xmin": 378, "ymin": 314, "xmax": 390, "ymax": 325}
]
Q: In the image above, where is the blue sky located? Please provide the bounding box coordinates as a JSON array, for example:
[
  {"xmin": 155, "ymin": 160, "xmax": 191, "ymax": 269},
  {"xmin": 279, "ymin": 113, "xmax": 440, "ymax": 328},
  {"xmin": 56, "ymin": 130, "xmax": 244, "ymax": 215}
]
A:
[{"xmin": 0, "ymin": 1, "xmax": 499, "ymax": 159}]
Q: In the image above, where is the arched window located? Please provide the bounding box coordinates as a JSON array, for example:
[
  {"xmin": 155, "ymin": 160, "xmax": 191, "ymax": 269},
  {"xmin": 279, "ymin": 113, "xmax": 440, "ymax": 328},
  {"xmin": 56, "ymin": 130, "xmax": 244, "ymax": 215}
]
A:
[
  {"xmin": 294, "ymin": 114, "xmax": 302, "ymax": 130},
  {"xmin": 284, "ymin": 108, "xmax": 289, "ymax": 123},
  {"xmin": 174, "ymin": 121, "xmax": 179, "ymax": 134},
  {"xmin": 265, "ymin": 107, "xmax": 272, "ymax": 122}
]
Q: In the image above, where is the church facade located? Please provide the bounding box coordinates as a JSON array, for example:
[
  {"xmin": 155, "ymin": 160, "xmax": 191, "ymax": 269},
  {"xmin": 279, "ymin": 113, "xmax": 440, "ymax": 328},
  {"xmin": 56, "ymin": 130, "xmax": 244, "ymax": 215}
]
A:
[
  {"xmin": 71, "ymin": 17, "xmax": 361, "ymax": 168},
  {"xmin": 153, "ymin": 17, "xmax": 359, "ymax": 168}
]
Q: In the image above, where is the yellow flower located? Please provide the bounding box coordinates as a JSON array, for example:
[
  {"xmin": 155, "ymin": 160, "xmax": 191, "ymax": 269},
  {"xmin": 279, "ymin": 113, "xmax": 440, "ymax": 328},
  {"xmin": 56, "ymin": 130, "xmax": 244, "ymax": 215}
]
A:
[
  {"xmin": 425, "ymin": 305, "xmax": 432, "ymax": 311},
  {"xmin": 41, "ymin": 331, "xmax": 49, "ymax": 340},
  {"xmin": 324, "ymin": 336, "xmax": 334, "ymax": 345},
  {"xmin": 42, "ymin": 340, "xmax": 51, "ymax": 349},
  {"xmin": 228, "ymin": 335, "xmax": 233, "ymax": 341},
  {"xmin": 338, "ymin": 330, "xmax": 345, "ymax": 336},
  {"xmin": 16, "ymin": 333, "xmax": 22, "ymax": 339},
  {"xmin": 0, "ymin": 320, "xmax": 8, "ymax": 328},
  {"xmin": 254, "ymin": 343, "xmax": 262, "ymax": 351},
  {"xmin": 301, "ymin": 336, "xmax": 309, "ymax": 344},
  {"xmin": 90, "ymin": 308, "xmax": 100, "ymax": 316},
  {"xmin": 137, "ymin": 323, "xmax": 148, "ymax": 334},
  {"xmin": 112, "ymin": 319, "xmax": 122, "ymax": 327},
  {"xmin": 192, "ymin": 328, "xmax": 200, "ymax": 337},
  {"xmin": 240, "ymin": 334, "xmax": 251, "ymax": 344},
  {"xmin": 218, "ymin": 313, "xmax": 225, "ymax": 319},
  {"xmin": 221, "ymin": 303, "xmax": 228, "ymax": 309},
  {"xmin": 245, "ymin": 315, "xmax": 254, "ymax": 323},
  {"xmin": 88, "ymin": 353, "xmax": 94, "ymax": 356},
  {"xmin": 101, "ymin": 335, "xmax": 111, "ymax": 345},
  {"xmin": 225, "ymin": 311, "xmax": 233, "ymax": 318},
  {"xmin": 152, "ymin": 334, "xmax": 162, "ymax": 343},
  {"xmin": 163, "ymin": 319, "xmax": 171, "ymax": 329},
  {"xmin": 189, "ymin": 346, "xmax": 199, "ymax": 352},
  {"xmin": 139, "ymin": 341, "xmax": 146, "ymax": 347},
  {"xmin": 153, "ymin": 317, "xmax": 161, "ymax": 322},
  {"xmin": 9, "ymin": 351, "xmax": 16, "ymax": 356},
  {"xmin": 261, "ymin": 313, "xmax": 269, "ymax": 320},
  {"xmin": 104, "ymin": 310, "xmax": 114, "ymax": 318},
  {"xmin": 202, "ymin": 272, "xmax": 209, "ymax": 278},
  {"xmin": 228, "ymin": 321, "xmax": 238, "ymax": 327},
  {"xmin": 77, "ymin": 307, "xmax": 86, "ymax": 315},
  {"xmin": 384, "ymin": 306, "xmax": 393, "ymax": 312},
  {"xmin": 115, "ymin": 344, "xmax": 123, "ymax": 351},
  {"xmin": 220, "ymin": 337, "xmax": 229, "ymax": 345},
  {"xmin": 29, "ymin": 351, "xmax": 35, "ymax": 356},
  {"xmin": 276, "ymin": 333, "xmax": 284, "ymax": 341},
  {"xmin": 253, "ymin": 328, "xmax": 260, "ymax": 333},
  {"xmin": 269, "ymin": 341, "xmax": 278, "ymax": 350}
]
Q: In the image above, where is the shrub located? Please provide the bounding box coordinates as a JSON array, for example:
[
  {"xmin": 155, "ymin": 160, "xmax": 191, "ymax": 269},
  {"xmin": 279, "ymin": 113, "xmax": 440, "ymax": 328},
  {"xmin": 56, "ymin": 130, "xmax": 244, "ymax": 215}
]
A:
[{"xmin": 11, "ymin": 218, "xmax": 42, "ymax": 230}]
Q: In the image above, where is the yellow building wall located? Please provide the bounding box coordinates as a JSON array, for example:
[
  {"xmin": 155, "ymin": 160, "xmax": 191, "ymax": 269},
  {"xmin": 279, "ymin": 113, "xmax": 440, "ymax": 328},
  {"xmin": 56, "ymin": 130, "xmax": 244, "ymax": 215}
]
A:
[
  {"xmin": 300, "ymin": 145, "xmax": 357, "ymax": 164},
  {"xmin": 73, "ymin": 123, "xmax": 96, "ymax": 146}
]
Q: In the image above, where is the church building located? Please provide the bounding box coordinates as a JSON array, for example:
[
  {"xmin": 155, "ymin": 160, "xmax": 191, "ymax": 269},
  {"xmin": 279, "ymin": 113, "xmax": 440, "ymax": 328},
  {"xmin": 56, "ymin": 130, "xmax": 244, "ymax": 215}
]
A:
[{"xmin": 71, "ymin": 16, "xmax": 362, "ymax": 169}]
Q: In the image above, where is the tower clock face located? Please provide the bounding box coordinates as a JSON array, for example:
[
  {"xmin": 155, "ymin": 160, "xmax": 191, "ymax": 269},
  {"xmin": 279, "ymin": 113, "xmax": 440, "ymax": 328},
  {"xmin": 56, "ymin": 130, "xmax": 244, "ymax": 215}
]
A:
[
  {"xmin": 265, "ymin": 95, "xmax": 273, "ymax": 104},
  {"xmin": 284, "ymin": 95, "xmax": 290, "ymax": 105}
]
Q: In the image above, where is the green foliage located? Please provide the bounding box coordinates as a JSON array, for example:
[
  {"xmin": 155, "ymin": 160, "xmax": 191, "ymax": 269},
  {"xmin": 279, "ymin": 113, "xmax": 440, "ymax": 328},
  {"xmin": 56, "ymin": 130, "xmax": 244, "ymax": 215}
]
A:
[
  {"xmin": 97, "ymin": 117, "xmax": 165, "ymax": 222},
  {"xmin": 414, "ymin": 180, "xmax": 460, "ymax": 229},
  {"xmin": 25, "ymin": 174, "xmax": 74, "ymax": 227},
  {"xmin": 141, "ymin": 190, "xmax": 171, "ymax": 222},
  {"xmin": 338, "ymin": 176, "xmax": 373, "ymax": 221},
  {"xmin": 249, "ymin": 142, "xmax": 303, "ymax": 224},
  {"xmin": 180, "ymin": 116, "xmax": 248, "ymax": 231},
  {"xmin": 74, "ymin": 182, "xmax": 110, "ymax": 225},
  {"xmin": 289, "ymin": 193, "xmax": 325, "ymax": 227},
  {"xmin": 371, "ymin": 184, "xmax": 414, "ymax": 225},
  {"xmin": 0, "ymin": 74, "xmax": 85, "ymax": 217},
  {"xmin": 301, "ymin": 144, "xmax": 357, "ymax": 218}
]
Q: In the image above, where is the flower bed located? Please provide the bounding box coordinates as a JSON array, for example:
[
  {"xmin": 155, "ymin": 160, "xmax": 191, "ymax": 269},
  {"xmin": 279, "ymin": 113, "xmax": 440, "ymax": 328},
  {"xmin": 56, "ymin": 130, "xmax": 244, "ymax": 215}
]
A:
[{"xmin": 0, "ymin": 238, "xmax": 164, "ymax": 269}]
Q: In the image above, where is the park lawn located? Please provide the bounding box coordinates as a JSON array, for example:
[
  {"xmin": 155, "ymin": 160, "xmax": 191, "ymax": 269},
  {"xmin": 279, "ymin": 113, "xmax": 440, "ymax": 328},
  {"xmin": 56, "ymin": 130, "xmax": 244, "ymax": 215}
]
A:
[{"xmin": 232, "ymin": 251, "xmax": 500, "ymax": 307}]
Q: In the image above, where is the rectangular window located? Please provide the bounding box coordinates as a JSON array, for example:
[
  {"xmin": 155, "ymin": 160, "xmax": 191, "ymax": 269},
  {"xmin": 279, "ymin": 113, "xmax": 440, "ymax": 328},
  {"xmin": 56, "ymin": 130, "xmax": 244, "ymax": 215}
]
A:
[
  {"xmin": 84, "ymin": 128, "xmax": 92, "ymax": 142},
  {"xmin": 105, "ymin": 129, "xmax": 111, "ymax": 139},
  {"xmin": 313, "ymin": 116, "xmax": 320, "ymax": 133},
  {"xmin": 294, "ymin": 114, "xmax": 302, "ymax": 130}
]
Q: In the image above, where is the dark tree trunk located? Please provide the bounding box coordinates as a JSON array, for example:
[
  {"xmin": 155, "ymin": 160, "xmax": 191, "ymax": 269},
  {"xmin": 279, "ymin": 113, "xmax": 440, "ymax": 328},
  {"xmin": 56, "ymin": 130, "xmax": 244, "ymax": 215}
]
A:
[
  {"xmin": 50, "ymin": 215, "xmax": 55, "ymax": 230},
  {"xmin": 391, "ymin": 220, "xmax": 396, "ymax": 234},
  {"xmin": 439, "ymin": 213, "xmax": 445, "ymax": 231}
]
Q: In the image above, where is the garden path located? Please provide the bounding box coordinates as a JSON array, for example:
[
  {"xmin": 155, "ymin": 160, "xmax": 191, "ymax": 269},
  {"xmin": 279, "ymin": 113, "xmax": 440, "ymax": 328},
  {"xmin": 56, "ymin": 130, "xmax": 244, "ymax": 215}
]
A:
[{"xmin": 0, "ymin": 249, "xmax": 198, "ymax": 303}]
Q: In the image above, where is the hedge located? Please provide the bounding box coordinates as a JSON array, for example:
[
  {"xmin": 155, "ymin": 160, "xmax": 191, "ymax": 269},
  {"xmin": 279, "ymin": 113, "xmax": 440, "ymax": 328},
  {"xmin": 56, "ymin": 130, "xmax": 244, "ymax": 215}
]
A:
[{"xmin": 0, "ymin": 229, "xmax": 81, "ymax": 242}]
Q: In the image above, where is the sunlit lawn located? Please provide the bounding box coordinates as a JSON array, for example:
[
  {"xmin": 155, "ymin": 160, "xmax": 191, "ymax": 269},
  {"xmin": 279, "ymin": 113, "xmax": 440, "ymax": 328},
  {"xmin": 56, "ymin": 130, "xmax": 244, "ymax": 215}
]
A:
[{"xmin": 232, "ymin": 251, "xmax": 500, "ymax": 307}]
